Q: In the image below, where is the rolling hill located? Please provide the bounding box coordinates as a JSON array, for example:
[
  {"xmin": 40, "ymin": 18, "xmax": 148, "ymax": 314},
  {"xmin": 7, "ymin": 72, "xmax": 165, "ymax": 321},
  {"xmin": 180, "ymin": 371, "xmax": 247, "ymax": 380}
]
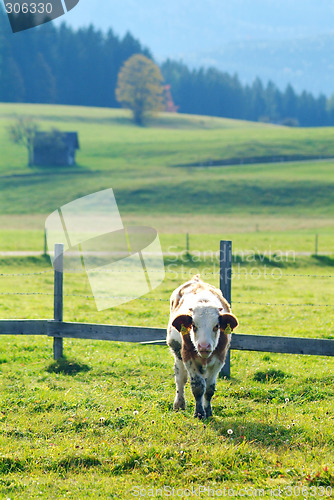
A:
[{"xmin": 0, "ymin": 103, "xmax": 334, "ymax": 221}]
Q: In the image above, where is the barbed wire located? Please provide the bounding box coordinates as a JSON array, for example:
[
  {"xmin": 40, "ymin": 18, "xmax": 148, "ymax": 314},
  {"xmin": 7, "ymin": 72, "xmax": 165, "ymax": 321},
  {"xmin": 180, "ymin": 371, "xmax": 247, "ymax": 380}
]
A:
[
  {"xmin": 233, "ymin": 301, "xmax": 333, "ymax": 308},
  {"xmin": 0, "ymin": 270, "xmax": 52, "ymax": 277},
  {"xmin": 232, "ymin": 272, "xmax": 334, "ymax": 278},
  {"xmin": 0, "ymin": 259, "xmax": 333, "ymax": 309}
]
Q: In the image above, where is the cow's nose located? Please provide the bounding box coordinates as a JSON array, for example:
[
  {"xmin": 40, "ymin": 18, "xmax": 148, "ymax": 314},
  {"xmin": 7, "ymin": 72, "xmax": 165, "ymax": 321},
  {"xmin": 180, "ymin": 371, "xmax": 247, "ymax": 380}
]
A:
[{"xmin": 198, "ymin": 342, "xmax": 211, "ymax": 352}]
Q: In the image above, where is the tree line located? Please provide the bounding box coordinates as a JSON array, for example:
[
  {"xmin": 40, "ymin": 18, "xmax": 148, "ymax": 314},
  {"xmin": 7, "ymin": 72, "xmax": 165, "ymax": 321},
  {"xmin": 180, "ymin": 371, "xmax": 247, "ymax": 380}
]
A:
[
  {"xmin": 0, "ymin": 11, "xmax": 333, "ymax": 127},
  {"xmin": 161, "ymin": 60, "xmax": 333, "ymax": 126},
  {"xmin": 0, "ymin": 11, "xmax": 152, "ymax": 108}
]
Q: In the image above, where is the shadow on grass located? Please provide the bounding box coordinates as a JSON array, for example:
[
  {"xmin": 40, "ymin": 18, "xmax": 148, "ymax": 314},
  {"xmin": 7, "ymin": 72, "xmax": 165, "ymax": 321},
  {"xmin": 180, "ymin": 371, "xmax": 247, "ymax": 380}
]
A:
[
  {"xmin": 0, "ymin": 456, "xmax": 27, "ymax": 474},
  {"xmin": 46, "ymin": 357, "xmax": 90, "ymax": 375},
  {"xmin": 28, "ymin": 163, "xmax": 91, "ymax": 175},
  {"xmin": 0, "ymin": 254, "xmax": 51, "ymax": 268},
  {"xmin": 48, "ymin": 455, "xmax": 101, "ymax": 472},
  {"xmin": 253, "ymin": 368, "xmax": 288, "ymax": 383},
  {"xmin": 312, "ymin": 255, "xmax": 334, "ymax": 267}
]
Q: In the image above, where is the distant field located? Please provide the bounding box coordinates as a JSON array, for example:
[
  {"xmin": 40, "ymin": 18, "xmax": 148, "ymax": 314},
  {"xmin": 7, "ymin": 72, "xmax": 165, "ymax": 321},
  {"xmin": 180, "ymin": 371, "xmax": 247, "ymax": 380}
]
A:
[
  {"xmin": 0, "ymin": 226, "xmax": 333, "ymax": 256},
  {"xmin": 0, "ymin": 103, "xmax": 334, "ymax": 220}
]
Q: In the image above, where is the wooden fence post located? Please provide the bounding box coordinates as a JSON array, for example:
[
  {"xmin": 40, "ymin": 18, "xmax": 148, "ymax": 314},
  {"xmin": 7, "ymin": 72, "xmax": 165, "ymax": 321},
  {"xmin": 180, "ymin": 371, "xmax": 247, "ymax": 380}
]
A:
[
  {"xmin": 43, "ymin": 228, "xmax": 48, "ymax": 256},
  {"xmin": 219, "ymin": 240, "xmax": 232, "ymax": 378},
  {"xmin": 53, "ymin": 243, "xmax": 64, "ymax": 360}
]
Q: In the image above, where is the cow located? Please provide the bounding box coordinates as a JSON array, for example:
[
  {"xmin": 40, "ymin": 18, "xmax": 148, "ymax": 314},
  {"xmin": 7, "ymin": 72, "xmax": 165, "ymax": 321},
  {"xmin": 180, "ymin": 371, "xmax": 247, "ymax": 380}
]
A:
[{"xmin": 167, "ymin": 275, "xmax": 238, "ymax": 419}]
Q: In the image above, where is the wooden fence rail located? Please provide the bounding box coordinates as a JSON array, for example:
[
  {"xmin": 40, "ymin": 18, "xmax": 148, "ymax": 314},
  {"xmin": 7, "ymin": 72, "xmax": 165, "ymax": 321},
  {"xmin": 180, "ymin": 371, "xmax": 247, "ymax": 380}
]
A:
[
  {"xmin": 1, "ymin": 319, "xmax": 334, "ymax": 355},
  {"xmin": 0, "ymin": 241, "xmax": 333, "ymax": 377}
]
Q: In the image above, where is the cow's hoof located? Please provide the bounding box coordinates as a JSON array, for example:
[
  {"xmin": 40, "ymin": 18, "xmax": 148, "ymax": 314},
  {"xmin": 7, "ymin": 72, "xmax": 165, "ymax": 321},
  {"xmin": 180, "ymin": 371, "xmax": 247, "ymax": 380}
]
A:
[
  {"xmin": 194, "ymin": 410, "xmax": 206, "ymax": 419},
  {"xmin": 173, "ymin": 398, "xmax": 186, "ymax": 410},
  {"xmin": 205, "ymin": 407, "xmax": 213, "ymax": 418}
]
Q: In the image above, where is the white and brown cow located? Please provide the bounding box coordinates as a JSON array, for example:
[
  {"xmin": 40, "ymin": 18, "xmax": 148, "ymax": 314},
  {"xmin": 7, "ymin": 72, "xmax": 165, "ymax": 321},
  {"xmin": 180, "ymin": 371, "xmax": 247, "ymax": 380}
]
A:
[{"xmin": 167, "ymin": 275, "xmax": 238, "ymax": 419}]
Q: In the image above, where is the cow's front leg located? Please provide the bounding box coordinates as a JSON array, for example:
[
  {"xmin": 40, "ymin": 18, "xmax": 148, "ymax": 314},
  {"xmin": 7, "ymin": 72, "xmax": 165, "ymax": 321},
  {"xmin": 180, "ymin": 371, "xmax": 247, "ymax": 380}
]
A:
[
  {"xmin": 173, "ymin": 357, "xmax": 188, "ymax": 410},
  {"xmin": 185, "ymin": 362, "xmax": 206, "ymax": 419},
  {"xmin": 203, "ymin": 381, "xmax": 215, "ymax": 418},
  {"xmin": 204, "ymin": 359, "xmax": 223, "ymax": 418}
]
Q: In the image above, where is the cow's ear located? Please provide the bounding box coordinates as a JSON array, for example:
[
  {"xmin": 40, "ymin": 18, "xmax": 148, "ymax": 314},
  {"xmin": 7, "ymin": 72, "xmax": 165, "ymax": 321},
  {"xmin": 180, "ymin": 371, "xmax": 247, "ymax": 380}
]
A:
[
  {"xmin": 219, "ymin": 312, "xmax": 238, "ymax": 331},
  {"xmin": 172, "ymin": 314, "xmax": 193, "ymax": 332}
]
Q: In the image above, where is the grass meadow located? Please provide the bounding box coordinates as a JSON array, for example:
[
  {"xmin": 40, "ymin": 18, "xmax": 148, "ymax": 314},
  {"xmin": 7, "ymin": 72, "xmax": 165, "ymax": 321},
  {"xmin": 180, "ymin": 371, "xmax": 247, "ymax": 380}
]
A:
[
  {"xmin": 0, "ymin": 104, "xmax": 333, "ymax": 498},
  {"xmin": 0, "ymin": 253, "xmax": 333, "ymax": 499}
]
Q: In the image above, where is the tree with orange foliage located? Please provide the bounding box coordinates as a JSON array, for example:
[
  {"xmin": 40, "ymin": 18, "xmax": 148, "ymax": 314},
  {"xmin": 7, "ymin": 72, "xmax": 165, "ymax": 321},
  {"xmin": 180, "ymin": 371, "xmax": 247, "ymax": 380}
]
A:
[{"xmin": 116, "ymin": 54, "xmax": 164, "ymax": 125}]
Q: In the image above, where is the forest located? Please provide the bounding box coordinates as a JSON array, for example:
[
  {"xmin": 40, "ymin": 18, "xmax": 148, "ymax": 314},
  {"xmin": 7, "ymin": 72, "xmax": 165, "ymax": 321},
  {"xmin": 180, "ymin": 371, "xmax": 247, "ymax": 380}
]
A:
[{"xmin": 0, "ymin": 11, "xmax": 333, "ymax": 126}]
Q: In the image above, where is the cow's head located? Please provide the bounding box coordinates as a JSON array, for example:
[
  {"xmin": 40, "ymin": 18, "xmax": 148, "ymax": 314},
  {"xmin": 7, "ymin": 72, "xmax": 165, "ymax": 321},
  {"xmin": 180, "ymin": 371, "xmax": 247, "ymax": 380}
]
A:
[{"xmin": 172, "ymin": 305, "xmax": 238, "ymax": 359}]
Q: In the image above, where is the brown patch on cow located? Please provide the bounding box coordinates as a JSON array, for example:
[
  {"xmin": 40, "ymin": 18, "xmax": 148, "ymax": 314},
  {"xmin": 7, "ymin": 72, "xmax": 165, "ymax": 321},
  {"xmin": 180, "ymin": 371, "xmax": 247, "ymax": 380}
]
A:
[
  {"xmin": 181, "ymin": 335, "xmax": 209, "ymax": 367},
  {"xmin": 170, "ymin": 275, "xmax": 232, "ymax": 315},
  {"xmin": 213, "ymin": 331, "xmax": 230, "ymax": 363},
  {"xmin": 190, "ymin": 282, "xmax": 205, "ymax": 294},
  {"xmin": 181, "ymin": 334, "xmax": 198, "ymax": 363}
]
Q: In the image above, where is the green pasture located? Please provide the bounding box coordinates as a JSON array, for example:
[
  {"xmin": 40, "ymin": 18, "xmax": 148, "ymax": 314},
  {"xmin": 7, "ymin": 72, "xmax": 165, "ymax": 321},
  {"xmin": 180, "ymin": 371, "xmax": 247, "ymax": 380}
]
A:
[
  {"xmin": 0, "ymin": 103, "xmax": 334, "ymax": 498},
  {"xmin": 0, "ymin": 255, "xmax": 333, "ymax": 499},
  {"xmin": 0, "ymin": 252, "xmax": 333, "ymax": 334},
  {"xmin": 0, "ymin": 103, "xmax": 334, "ymax": 218}
]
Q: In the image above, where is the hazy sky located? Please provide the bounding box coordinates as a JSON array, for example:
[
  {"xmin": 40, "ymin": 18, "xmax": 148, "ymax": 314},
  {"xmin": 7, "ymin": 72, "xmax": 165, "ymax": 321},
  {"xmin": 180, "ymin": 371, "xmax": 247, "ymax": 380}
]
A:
[
  {"xmin": 58, "ymin": 0, "xmax": 334, "ymax": 58},
  {"xmin": 50, "ymin": 0, "xmax": 334, "ymax": 94}
]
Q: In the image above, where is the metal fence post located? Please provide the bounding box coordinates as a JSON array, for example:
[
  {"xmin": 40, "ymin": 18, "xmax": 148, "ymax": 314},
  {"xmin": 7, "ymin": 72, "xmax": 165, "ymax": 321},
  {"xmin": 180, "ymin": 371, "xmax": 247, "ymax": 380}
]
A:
[
  {"xmin": 53, "ymin": 243, "xmax": 64, "ymax": 359},
  {"xmin": 219, "ymin": 240, "xmax": 232, "ymax": 378}
]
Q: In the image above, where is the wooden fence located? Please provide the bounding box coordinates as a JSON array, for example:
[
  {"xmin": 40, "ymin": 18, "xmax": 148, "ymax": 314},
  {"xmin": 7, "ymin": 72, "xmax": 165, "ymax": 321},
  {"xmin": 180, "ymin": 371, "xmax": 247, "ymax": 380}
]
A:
[{"xmin": 0, "ymin": 241, "xmax": 333, "ymax": 377}]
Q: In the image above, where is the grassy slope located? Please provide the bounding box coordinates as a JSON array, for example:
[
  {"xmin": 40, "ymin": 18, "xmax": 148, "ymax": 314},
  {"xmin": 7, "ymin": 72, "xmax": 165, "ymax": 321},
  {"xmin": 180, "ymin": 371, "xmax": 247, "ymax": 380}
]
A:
[{"xmin": 0, "ymin": 103, "xmax": 334, "ymax": 218}]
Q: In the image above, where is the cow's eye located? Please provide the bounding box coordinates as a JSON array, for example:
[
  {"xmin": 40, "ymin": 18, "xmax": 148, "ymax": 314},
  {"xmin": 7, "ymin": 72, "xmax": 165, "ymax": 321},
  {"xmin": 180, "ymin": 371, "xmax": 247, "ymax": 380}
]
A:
[
  {"xmin": 213, "ymin": 324, "xmax": 219, "ymax": 331},
  {"xmin": 193, "ymin": 325, "xmax": 198, "ymax": 332}
]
